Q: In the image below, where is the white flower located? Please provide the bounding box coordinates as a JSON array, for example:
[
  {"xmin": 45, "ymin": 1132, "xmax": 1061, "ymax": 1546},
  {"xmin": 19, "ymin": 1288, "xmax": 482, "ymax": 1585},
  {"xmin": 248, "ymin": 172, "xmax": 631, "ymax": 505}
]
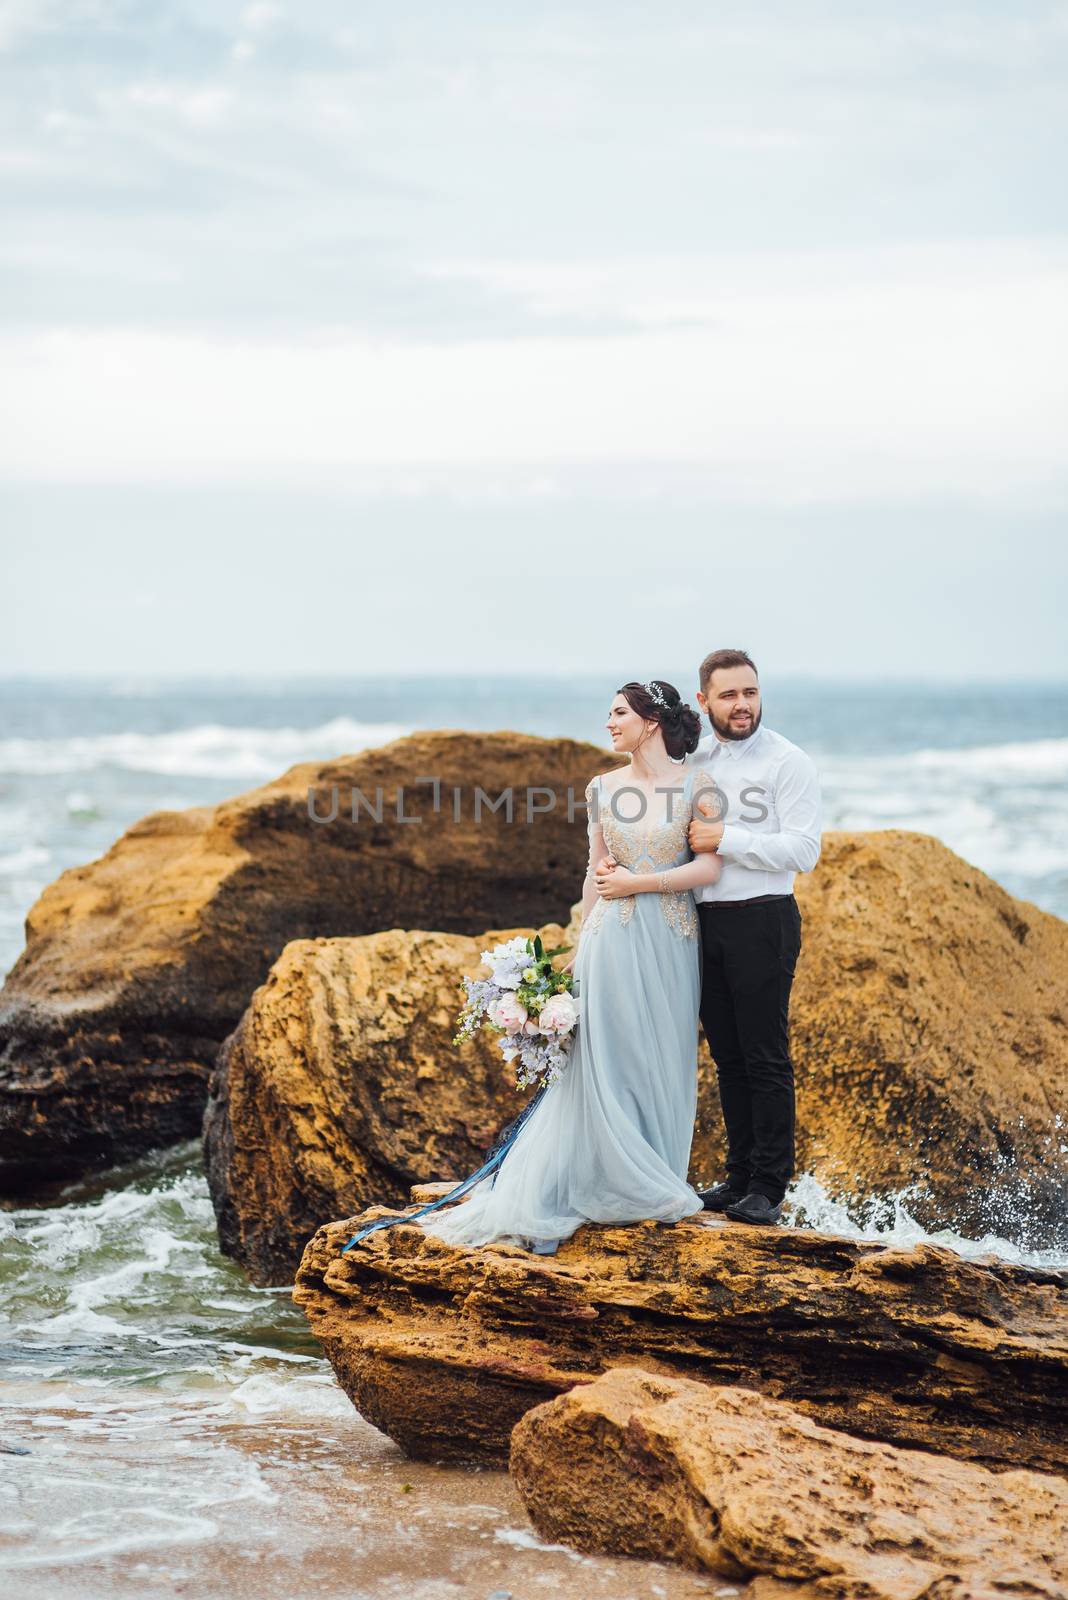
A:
[
  {"xmin": 496, "ymin": 937, "xmax": 531, "ymax": 963},
  {"xmin": 481, "ymin": 936, "xmax": 531, "ymax": 991},
  {"xmin": 538, "ymin": 993, "xmax": 579, "ymax": 1036}
]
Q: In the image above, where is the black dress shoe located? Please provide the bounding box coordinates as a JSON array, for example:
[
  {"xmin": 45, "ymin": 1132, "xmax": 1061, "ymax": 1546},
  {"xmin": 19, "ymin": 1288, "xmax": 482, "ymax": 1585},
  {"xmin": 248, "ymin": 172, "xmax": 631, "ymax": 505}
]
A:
[
  {"xmin": 697, "ymin": 1181, "xmax": 746, "ymax": 1212},
  {"xmin": 725, "ymin": 1191, "xmax": 783, "ymax": 1226}
]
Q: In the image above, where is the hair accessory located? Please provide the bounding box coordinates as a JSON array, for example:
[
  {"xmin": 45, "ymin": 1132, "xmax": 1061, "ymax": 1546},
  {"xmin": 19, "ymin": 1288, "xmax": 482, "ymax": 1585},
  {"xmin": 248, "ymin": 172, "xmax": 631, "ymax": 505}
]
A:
[{"xmin": 644, "ymin": 681, "xmax": 669, "ymax": 709}]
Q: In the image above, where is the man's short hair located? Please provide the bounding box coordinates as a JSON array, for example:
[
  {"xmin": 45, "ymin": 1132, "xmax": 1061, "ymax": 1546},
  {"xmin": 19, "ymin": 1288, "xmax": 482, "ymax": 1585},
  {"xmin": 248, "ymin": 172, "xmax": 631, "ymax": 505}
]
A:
[{"xmin": 699, "ymin": 648, "xmax": 758, "ymax": 692}]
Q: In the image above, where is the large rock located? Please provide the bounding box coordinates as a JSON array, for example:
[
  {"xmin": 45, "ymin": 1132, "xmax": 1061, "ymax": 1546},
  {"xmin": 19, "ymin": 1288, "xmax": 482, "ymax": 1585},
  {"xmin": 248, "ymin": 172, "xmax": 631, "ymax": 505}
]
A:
[
  {"xmin": 208, "ymin": 827, "xmax": 1068, "ymax": 1285},
  {"xmin": 0, "ymin": 731, "xmax": 608, "ymax": 1193},
  {"xmin": 510, "ymin": 1366, "xmax": 1068, "ymax": 1597},
  {"xmin": 204, "ymin": 913, "xmax": 726, "ymax": 1285},
  {"xmin": 789, "ymin": 831, "xmax": 1068, "ymax": 1244},
  {"xmin": 293, "ymin": 1206, "xmax": 1068, "ymax": 1474},
  {"xmin": 204, "ymin": 923, "xmax": 564, "ymax": 1285}
]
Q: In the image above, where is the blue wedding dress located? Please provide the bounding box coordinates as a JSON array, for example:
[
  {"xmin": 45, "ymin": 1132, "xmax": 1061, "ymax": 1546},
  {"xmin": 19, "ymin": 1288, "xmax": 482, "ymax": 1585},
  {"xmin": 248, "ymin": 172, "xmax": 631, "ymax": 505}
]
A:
[{"xmin": 342, "ymin": 766, "xmax": 711, "ymax": 1257}]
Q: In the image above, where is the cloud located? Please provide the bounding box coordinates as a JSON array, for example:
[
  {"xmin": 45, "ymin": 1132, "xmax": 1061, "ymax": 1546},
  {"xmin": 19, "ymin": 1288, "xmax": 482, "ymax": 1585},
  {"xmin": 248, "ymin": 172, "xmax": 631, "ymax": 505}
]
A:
[
  {"xmin": 2, "ymin": 2, "xmax": 1067, "ymax": 335},
  {"xmin": 120, "ymin": 80, "xmax": 236, "ymax": 127},
  {"xmin": 2, "ymin": 236, "xmax": 1064, "ymax": 507},
  {"xmin": 0, "ymin": 2, "xmax": 1065, "ymax": 513}
]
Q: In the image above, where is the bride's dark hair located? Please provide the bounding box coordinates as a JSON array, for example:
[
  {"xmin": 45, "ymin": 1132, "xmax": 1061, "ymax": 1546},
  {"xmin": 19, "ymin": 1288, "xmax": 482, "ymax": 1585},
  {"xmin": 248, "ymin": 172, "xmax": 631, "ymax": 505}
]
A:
[{"xmin": 618, "ymin": 680, "xmax": 702, "ymax": 760}]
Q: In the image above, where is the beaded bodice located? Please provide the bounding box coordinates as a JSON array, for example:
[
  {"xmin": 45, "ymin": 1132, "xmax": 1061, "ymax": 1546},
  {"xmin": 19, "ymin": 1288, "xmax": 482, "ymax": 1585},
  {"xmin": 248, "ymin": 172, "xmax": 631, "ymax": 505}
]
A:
[
  {"xmin": 600, "ymin": 792, "xmax": 693, "ymax": 872},
  {"xmin": 584, "ymin": 771, "xmax": 699, "ymax": 939}
]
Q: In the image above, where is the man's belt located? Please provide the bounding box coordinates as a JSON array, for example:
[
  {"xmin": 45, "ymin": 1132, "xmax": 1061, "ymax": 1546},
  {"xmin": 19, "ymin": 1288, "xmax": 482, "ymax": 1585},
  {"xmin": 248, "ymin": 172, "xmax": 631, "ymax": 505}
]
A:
[{"xmin": 699, "ymin": 893, "xmax": 793, "ymax": 910}]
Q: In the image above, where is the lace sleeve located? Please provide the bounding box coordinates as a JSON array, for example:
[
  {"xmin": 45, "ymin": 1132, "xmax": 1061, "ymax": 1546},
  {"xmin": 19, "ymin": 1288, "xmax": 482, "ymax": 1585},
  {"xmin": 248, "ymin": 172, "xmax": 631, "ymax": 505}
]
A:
[
  {"xmin": 585, "ymin": 776, "xmax": 606, "ymax": 871},
  {"xmin": 576, "ymin": 776, "xmax": 608, "ymax": 933},
  {"xmin": 690, "ymin": 767, "xmax": 724, "ymax": 829}
]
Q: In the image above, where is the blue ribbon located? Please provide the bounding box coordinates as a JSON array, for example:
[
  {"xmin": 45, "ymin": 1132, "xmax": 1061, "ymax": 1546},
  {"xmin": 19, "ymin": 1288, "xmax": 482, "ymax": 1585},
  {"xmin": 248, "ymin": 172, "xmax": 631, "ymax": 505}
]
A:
[{"xmin": 339, "ymin": 1081, "xmax": 548, "ymax": 1254}]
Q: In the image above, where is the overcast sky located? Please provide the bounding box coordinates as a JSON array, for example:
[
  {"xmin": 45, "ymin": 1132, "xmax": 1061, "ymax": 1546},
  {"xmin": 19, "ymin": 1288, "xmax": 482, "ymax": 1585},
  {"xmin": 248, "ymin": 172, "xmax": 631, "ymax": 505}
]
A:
[{"xmin": 2, "ymin": 1, "xmax": 1066, "ymax": 679}]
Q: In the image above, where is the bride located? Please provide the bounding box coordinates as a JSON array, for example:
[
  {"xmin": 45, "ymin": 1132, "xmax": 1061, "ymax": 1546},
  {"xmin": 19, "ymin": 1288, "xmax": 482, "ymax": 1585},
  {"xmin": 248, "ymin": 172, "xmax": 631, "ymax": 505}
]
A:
[{"xmin": 342, "ymin": 680, "xmax": 721, "ymax": 1258}]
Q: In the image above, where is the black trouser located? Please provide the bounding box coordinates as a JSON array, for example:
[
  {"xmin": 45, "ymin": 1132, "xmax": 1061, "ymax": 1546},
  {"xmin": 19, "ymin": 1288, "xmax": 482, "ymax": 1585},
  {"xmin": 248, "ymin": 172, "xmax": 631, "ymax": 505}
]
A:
[{"xmin": 697, "ymin": 895, "xmax": 802, "ymax": 1205}]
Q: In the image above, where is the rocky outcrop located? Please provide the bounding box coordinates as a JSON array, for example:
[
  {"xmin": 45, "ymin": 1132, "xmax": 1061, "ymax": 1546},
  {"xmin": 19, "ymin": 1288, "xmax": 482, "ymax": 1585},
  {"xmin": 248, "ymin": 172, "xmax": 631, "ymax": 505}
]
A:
[
  {"xmin": 293, "ymin": 1205, "xmax": 1068, "ymax": 1475},
  {"xmin": 0, "ymin": 731, "xmax": 608, "ymax": 1193},
  {"xmin": 207, "ymin": 827, "xmax": 1068, "ymax": 1285},
  {"xmin": 5, "ymin": 722, "xmax": 1066, "ymax": 1255},
  {"xmin": 788, "ymin": 830, "xmax": 1068, "ymax": 1245},
  {"xmin": 212, "ymin": 826, "xmax": 1068, "ymax": 1284},
  {"xmin": 204, "ymin": 911, "xmax": 726, "ymax": 1285},
  {"xmin": 510, "ymin": 1367, "xmax": 1068, "ymax": 1597},
  {"xmin": 204, "ymin": 923, "xmax": 564, "ymax": 1284}
]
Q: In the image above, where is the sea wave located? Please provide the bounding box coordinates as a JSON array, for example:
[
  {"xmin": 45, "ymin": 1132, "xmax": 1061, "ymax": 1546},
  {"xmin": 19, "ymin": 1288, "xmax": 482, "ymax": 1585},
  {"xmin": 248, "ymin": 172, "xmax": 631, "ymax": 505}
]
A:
[
  {"xmin": 0, "ymin": 1156, "xmax": 320, "ymax": 1384},
  {"xmin": 785, "ymin": 1173, "xmax": 1068, "ymax": 1270},
  {"xmin": 885, "ymin": 735, "xmax": 1068, "ymax": 777},
  {"xmin": 816, "ymin": 735, "xmax": 1068, "ymax": 902},
  {"xmin": 0, "ymin": 845, "xmax": 50, "ymax": 876},
  {"xmin": 0, "ymin": 717, "xmax": 412, "ymax": 779}
]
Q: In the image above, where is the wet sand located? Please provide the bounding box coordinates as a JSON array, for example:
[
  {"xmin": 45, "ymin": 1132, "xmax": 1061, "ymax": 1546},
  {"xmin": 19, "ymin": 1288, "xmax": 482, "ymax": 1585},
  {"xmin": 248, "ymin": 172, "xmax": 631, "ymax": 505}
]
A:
[{"xmin": 0, "ymin": 1390, "xmax": 746, "ymax": 1600}]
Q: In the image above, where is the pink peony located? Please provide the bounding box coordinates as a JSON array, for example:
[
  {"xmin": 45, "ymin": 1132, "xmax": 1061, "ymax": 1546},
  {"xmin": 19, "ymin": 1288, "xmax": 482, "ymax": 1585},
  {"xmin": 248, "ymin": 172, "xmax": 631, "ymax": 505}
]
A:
[
  {"xmin": 538, "ymin": 993, "xmax": 579, "ymax": 1036},
  {"xmin": 489, "ymin": 992, "xmax": 528, "ymax": 1033}
]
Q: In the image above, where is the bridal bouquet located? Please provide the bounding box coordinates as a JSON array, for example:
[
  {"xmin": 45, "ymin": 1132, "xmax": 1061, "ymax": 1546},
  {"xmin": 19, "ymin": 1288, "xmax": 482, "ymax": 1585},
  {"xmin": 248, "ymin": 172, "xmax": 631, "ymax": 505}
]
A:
[{"xmin": 454, "ymin": 934, "xmax": 579, "ymax": 1089}]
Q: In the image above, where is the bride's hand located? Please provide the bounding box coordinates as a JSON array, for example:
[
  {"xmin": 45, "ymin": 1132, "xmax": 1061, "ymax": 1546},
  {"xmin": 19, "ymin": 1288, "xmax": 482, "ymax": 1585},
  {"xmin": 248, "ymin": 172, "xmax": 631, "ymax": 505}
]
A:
[{"xmin": 596, "ymin": 862, "xmax": 637, "ymax": 899}]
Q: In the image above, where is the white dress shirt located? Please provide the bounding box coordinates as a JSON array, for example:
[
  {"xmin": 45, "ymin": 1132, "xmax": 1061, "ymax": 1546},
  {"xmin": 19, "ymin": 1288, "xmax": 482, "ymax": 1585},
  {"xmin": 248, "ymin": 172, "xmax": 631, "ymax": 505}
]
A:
[{"xmin": 686, "ymin": 722, "xmax": 823, "ymax": 903}]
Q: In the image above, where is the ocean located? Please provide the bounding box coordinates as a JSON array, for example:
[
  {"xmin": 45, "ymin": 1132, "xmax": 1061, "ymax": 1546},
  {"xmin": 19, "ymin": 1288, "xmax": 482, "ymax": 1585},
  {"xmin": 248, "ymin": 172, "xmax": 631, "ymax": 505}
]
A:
[{"xmin": 1, "ymin": 674, "xmax": 1067, "ymax": 1598}]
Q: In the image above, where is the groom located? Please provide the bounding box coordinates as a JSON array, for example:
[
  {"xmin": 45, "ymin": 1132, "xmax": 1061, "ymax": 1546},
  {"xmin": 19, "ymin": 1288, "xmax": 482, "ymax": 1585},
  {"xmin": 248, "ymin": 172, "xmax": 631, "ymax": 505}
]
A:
[{"xmin": 686, "ymin": 648, "xmax": 822, "ymax": 1226}]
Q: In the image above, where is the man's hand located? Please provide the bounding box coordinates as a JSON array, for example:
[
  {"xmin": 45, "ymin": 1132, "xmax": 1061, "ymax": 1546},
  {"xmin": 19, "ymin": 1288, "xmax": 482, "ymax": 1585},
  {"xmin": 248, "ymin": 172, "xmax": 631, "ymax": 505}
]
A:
[{"xmin": 688, "ymin": 818, "xmax": 724, "ymax": 854}]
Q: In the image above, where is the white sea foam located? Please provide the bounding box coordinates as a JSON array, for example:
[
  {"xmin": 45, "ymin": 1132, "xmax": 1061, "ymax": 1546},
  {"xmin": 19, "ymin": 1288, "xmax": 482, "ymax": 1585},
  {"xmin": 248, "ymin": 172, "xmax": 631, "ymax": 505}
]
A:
[
  {"xmin": 0, "ymin": 1374, "xmax": 283, "ymax": 1573},
  {"xmin": 899, "ymin": 736, "xmax": 1068, "ymax": 777},
  {"xmin": 0, "ymin": 1508, "xmax": 223, "ymax": 1569},
  {"xmin": 0, "ymin": 717, "xmax": 411, "ymax": 779},
  {"xmin": 64, "ymin": 791, "xmax": 100, "ymax": 818},
  {"xmin": 0, "ymin": 844, "xmax": 50, "ymax": 876},
  {"xmin": 494, "ymin": 1526, "xmax": 586, "ymax": 1561},
  {"xmin": 816, "ymin": 734, "xmax": 1068, "ymax": 903},
  {"xmin": 785, "ymin": 1173, "xmax": 1068, "ymax": 1270},
  {"xmin": 2, "ymin": 1165, "xmax": 296, "ymax": 1363},
  {"xmin": 817, "ymin": 735, "xmax": 1068, "ymax": 779},
  {"xmin": 225, "ymin": 1372, "xmax": 364, "ymax": 1421},
  {"xmin": 0, "ymin": 803, "xmax": 33, "ymax": 839}
]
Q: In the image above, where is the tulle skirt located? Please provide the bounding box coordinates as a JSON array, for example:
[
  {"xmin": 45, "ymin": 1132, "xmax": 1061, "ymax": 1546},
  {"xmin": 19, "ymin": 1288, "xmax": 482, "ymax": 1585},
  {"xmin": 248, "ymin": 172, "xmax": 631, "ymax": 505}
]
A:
[{"xmin": 419, "ymin": 892, "xmax": 705, "ymax": 1252}]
